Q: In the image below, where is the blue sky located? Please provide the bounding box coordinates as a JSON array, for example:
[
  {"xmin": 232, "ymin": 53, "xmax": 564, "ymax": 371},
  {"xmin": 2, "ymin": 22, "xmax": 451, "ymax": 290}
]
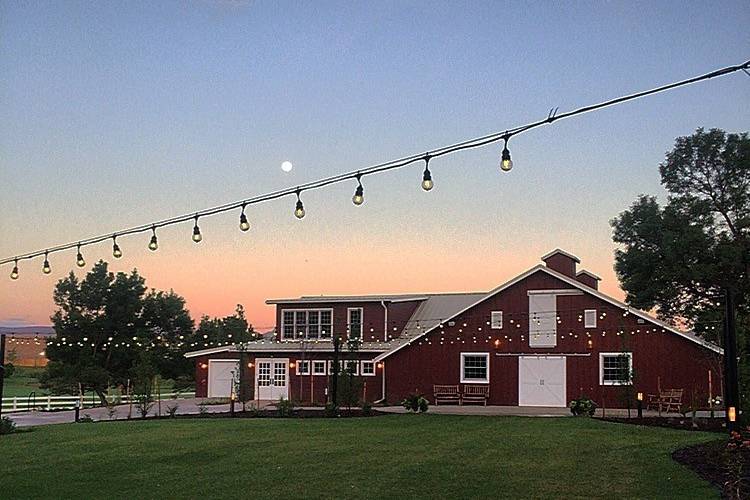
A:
[{"xmin": 1, "ymin": 1, "xmax": 748, "ymax": 327}]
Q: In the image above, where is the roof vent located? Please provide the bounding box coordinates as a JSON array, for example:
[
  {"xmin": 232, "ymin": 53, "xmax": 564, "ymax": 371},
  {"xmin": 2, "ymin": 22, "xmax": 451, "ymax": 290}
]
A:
[
  {"xmin": 541, "ymin": 249, "xmax": 580, "ymax": 278},
  {"xmin": 576, "ymin": 270, "xmax": 601, "ymax": 290}
]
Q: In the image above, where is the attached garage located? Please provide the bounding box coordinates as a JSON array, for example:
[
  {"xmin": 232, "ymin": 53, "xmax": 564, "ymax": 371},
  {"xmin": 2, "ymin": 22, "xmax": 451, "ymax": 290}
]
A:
[
  {"xmin": 207, "ymin": 359, "xmax": 239, "ymax": 398},
  {"xmin": 518, "ymin": 356, "xmax": 566, "ymax": 407}
]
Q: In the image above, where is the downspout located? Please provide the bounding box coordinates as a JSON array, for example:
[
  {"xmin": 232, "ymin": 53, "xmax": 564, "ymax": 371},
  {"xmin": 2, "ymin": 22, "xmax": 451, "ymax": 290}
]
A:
[
  {"xmin": 374, "ymin": 361, "xmax": 386, "ymax": 404},
  {"xmin": 380, "ymin": 300, "xmax": 388, "ymax": 342}
]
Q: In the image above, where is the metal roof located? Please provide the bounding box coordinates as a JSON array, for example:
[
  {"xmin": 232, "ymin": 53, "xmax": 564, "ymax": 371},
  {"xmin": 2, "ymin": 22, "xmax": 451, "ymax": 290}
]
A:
[{"xmin": 266, "ymin": 294, "xmax": 431, "ymax": 304}]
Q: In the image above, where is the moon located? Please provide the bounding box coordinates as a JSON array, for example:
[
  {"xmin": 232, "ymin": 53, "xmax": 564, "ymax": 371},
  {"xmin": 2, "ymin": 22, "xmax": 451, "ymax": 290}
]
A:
[{"xmin": 281, "ymin": 161, "xmax": 293, "ymax": 172}]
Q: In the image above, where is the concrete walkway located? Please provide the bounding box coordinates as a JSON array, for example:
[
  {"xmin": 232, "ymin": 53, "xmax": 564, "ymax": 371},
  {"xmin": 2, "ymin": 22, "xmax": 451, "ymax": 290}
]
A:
[{"xmin": 5, "ymin": 400, "xmax": 726, "ymax": 427}]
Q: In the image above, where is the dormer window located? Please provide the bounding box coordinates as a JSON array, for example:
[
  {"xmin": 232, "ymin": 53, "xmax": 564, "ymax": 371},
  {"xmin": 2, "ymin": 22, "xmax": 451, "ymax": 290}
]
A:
[{"xmin": 281, "ymin": 309, "xmax": 333, "ymax": 340}]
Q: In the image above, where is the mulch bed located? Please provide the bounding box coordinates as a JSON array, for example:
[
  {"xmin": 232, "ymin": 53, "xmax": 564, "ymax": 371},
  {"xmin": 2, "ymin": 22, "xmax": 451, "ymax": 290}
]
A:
[
  {"xmin": 598, "ymin": 416, "xmax": 726, "ymax": 433},
  {"xmin": 673, "ymin": 440, "xmax": 749, "ymax": 498}
]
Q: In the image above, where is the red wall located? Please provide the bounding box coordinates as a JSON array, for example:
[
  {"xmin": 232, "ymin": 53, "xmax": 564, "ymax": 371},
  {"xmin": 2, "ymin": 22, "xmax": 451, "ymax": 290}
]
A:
[
  {"xmin": 194, "ymin": 351, "xmax": 383, "ymax": 404},
  {"xmin": 272, "ymin": 300, "xmax": 422, "ymax": 342},
  {"xmin": 383, "ymin": 270, "xmax": 721, "ymax": 408}
]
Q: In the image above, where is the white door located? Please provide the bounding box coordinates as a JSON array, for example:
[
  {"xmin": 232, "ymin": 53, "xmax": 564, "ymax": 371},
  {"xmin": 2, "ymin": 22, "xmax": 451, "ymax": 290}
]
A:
[
  {"xmin": 518, "ymin": 356, "xmax": 566, "ymax": 407},
  {"xmin": 255, "ymin": 358, "xmax": 289, "ymax": 400},
  {"xmin": 207, "ymin": 360, "xmax": 240, "ymax": 398}
]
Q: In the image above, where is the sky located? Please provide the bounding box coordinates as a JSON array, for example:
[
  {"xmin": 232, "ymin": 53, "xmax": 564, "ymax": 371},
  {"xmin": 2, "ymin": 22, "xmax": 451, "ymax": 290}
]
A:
[{"xmin": 1, "ymin": 1, "xmax": 748, "ymax": 331}]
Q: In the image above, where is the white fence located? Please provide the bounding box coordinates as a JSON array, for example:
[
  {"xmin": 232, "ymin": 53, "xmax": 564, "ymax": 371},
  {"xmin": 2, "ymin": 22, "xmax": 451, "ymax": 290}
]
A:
[{"xmin": 1, "ymin": 391, "xmax": 195, "ymax": 413}]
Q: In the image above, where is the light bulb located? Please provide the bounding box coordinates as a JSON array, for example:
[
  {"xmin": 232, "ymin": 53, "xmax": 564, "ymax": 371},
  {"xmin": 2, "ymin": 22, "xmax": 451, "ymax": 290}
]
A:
[
  {"xmin": 239, "ymin": 208, "xmax": 250, "ymax": 232},
  {"xmin": 113, "ymin": 243, "xmax": 122, "ymax": 259},
  {"xmin": 148, "ymin": 228, "xmax": 158, "ymax": 251},
  {"xmin": 352, "ymin": 177, "xmax": 364, "ymax": 205},
  {"xmin": 76, "ymin": 247, "xmax": 86, "ymax": 268},
  {"xmin": 42, "ymin": 254, "xmax": 51, "ymax": 274},
  {"xmin": 10, "ymin": 260, "xmax": 19, "ymax": 280},
  {"xmin": 501, "ymin": 147, "xmax": 513, "ymax": 172},
  {"xmin": 192, "ymin": 218, "xmax": 202, "ymax": 243},
  {"xmin": 421, "ymin": 169, "xmax": 433, "ymax": 191},
  {"xmin": 294, "ymin": 190, "xmax": 305, "ymax": 219}
]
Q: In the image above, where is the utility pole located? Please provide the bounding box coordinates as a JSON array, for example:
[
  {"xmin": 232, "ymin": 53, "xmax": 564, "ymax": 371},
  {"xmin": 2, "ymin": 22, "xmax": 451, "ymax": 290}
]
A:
[
  {"xmin": 0, "ymin": 334, "xmax": 5, "ymax": 420},
  {"xmin": 723, "ymin": 288, "xmax": 740, "ymax": 433}
]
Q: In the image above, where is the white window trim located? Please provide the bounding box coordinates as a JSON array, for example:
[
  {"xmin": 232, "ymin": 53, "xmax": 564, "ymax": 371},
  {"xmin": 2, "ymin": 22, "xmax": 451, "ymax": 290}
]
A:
[
  {"xmin": 361, "ymin": 360, "xmax": 375, "ymax": 376},
  {"xmin": 347, "ymin": 307, "xmax": 364, "ymax": 340},
  {"xmin": 327, "ymin": 360, "xmax": 342, "ymax": 375},
  {"xmin": 490, "ymin": 311, "xmax": 503, "ymax": 330},
  {"xmin": 295, "ymin": 360, "xmax": 311, "ymax": 376},
  {"xmin": 584, "ymin": 309, "xmax": 597, "ymax": 328},
  {"xmin": 312, "ymin": 360, "xmax": 327, "ymax": 376},
  {"xmin": 280, "ymin": 308, "xmax": 334, "ymax": 340},
  {"xmin": 343, "ymin": 359, "xmax": 360, "ymax": 375},
  {"xmin": 460, "ymin": 352, "xmax": 490, "ymax": 384},
  {"xmin": 599, "ymin": 352, "xmax": 633, "ymax": 386}
]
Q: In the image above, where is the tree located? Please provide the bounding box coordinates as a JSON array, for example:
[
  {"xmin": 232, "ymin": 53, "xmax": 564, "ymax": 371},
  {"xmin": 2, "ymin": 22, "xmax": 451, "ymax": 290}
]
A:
[
  {"xmin": 42, "ymin": 261, "xmax": 195, "ymax": 404},
  {"xmin": 611, "ymin": 128, "xmax": 749, "ymax": 418}
]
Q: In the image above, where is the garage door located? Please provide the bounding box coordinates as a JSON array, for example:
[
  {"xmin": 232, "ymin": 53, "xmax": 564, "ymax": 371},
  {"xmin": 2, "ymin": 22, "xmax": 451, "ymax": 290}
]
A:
[
  {"xmin": 207, "ymin": 360, "xmax": 240, "ymax": 398},
  {"xmin": 518, "ymin": 356, "xmax": 566, "ymax": 407}
]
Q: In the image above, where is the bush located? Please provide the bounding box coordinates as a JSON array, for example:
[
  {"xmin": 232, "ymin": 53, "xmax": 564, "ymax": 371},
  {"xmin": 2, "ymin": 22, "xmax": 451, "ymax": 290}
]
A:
[
  {"xmin": 0, "ymin": 416, "xmax": 17, "ymax": 435},
  {"xmin": 165, "ymin": 403, "xmax": 179, "ymax": 418},
  {"xmin": 197, "ymin": 401, "xmax": 209, "ymax": 417},
  {"xmin": 276, "ymin": 397, "xmax": 295, "ymax": 417},
  {"xmin": 78, "ymin": 414, "xmax": 94, "ymax": 423},
  {"xmin": 3, "ymin": 362, "xmax": 15, "ymax": 378},
  {"xmin": 324, "ymin": 402, "xmax": 339, "ymax": 418},
  {"xmin": 361, "ymin": 401, "xmax": 373, "ymax": 416},
  {"xmin": 570, "ymin": 396, "xmax": 597, "ymax": 417},
  {"xmin": 401, "ymin": 393, "xmax": 429, "ymax": 413}
]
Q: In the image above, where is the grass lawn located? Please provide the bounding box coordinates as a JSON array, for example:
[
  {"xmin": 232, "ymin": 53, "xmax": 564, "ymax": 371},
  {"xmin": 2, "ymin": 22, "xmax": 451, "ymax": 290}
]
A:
[
  {"xmin": 2, "ymin": 366, "xmax": 47, "ymax": 398},
  {"xmin": 2, "ymin": 415, "xmax": 720, "ymax": 499}
]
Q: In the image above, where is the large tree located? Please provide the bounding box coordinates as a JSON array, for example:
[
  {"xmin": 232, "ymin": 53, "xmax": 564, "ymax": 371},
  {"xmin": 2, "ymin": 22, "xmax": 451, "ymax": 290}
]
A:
[
  {"xmin": 43, "ymin": 261, "xmax": 194, "ymax": 403},
  {"xmin": 611, "ymin": 128, "xmax": 749, "ymax": 416}
]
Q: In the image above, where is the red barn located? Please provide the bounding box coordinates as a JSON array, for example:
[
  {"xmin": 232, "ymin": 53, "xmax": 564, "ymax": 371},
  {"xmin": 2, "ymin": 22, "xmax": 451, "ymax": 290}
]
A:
[{"xmin": 186, "ymin": 249, "xmax": 722, "ymax": 409}]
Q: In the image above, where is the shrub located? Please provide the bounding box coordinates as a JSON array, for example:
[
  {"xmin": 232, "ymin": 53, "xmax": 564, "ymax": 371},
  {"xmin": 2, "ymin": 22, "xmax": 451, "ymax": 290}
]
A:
[
  {"xmin": 570, "ymin": 396, "xmax": 597, "ymax": 416},
  {"xmin": 0, "ymin": 416, "xmax": 17, "ymax": 435},
  {"xmin": 105, "ymin": 403, "xmax": 118, "ymax": 420},
  {"xmin": 3, "ymin": 362, "xmax": 15, "ymax": 378},
  {"xmin": 78, "ymin": 414, "xmax": 94, "ymax": 423},
  {"xmin": 166, "ymin": 403, "xmax": 179, "ymax": 418},
  {"xmin": 361, "ymin": 401, "xmax": 373, "ymax": 416},
  {"xmin": 197, "ymin": 401, "xmax": 209, "ymax": 417},
  {"xmin": 324, "ymin": 402, "xmax": 339, "ymax": 418},
  {"xmin": 276, "ymin": 397, "xmax": 294, "ymax": 417},
  {"xmin": 401, "ymin": 393, "xmax": 429, "ymax": 413}
]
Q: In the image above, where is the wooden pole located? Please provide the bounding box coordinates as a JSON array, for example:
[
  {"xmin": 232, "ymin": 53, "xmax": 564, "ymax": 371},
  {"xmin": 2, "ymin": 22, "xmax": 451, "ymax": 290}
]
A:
[
  {"xmin": 708, "ymin": 369, "xmax": 714, "ymax": 419},
  {"xmin": 0, "ymin": 334, "xmax": 6, "ymax": 420},
  {"xmin": 722, "ymin": 288, "xmax": 740, "ymax": 433}
]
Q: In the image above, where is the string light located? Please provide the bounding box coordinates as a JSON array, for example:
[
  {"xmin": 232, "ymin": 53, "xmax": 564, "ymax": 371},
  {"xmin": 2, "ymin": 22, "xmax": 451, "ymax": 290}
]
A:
[
  {"xmin": 42, "ymin": 251, "xmax": 51, "ymax": 274},
  {"xmin": 192, "ymin": 216, "xmax": 202, "ymax": 243},
  {"xmin": 2, "ymin": 59, "xmax": 748, "ymax": 277},
  {"xmin": 148, "ymin": 227, "xmax": 158, "ymax": 251},
  {"xmin": 294, "ymin": 189, "xmax": 305, "ymax": 219},
  {"xmin": 500, "ymin": 135, "xmax": 513, "ymax": 172},
  {"xmin": 76, "ymin": 244, "xmax": 86, "ymax": 268},
  {"xmin": 421, "ymin": 155, "xmax": 433, "ymax": 191},
  {"xmin": 10, "ymin": 259, "xmax": 19, "ymax": 280},
  {"xmin": 239, "ymin": 204, "xmax": 250, "ymax": 232},
  {"xmin": 352, "ymin": 174, "xmax": 364, "ymax": 206},
  {"xmin": 112, "ymin": 235, "xmax": 123, "ymax": 259}
]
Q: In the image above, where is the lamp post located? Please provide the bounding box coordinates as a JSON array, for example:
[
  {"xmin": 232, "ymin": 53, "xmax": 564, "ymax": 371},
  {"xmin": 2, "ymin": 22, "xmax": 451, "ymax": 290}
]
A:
[
  {"xmin": 722, "ymin": 288, "xmax": 740, "ymax": 434},
  {"xmin": 637, "ymin": 392, "xmax": 643, "ymax": 419},
  {"xmin": 74, "ymin": 400, "xmax": 81, "ymax": 423},
  {"xmin": 0, "ymin": 334, "xmax": 6, "ymax": 421}
]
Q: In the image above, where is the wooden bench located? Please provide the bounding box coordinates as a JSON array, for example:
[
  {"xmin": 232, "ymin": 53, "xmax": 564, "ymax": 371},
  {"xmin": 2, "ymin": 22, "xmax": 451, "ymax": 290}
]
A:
[
  {"xmin": 647, "ymin": 389, "xmax": 683, "ymax": 413},
  {"xmin": 433, "ymin": 385, "xmax": 461, "ymax": 405},
  {"xmin": 462, "ymin": 385, "xmax": 489, "ymax": 406}
]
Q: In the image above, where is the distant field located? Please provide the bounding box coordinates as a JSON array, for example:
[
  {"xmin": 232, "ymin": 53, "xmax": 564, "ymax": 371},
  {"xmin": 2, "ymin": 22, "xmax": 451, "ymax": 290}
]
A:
[{"xmin": 2, "ymin": 415, "xmax": 719, "ymax": 499}]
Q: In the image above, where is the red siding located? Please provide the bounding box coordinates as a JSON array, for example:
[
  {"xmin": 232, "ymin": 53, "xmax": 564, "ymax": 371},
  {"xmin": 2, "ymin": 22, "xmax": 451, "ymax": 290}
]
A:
[{"xmin": 383, "ymin": 270, "xmax": 721, "ymax": 408}]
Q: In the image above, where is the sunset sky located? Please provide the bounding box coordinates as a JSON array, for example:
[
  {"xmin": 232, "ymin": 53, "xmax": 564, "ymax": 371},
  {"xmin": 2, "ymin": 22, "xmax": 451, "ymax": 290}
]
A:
[{"xmin": 1, "ymin": 1, "xmax": 748, "ymax": 331}]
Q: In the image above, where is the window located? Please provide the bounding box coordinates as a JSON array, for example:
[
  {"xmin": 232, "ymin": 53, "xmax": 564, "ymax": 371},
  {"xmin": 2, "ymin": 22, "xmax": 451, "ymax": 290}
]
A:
[
  {"xmin": 584, "ymin": 309, "xmax": 597, "ymax": 328},
  {"xmin": 347, "ymin": 308, "xmax": 363, "ymax": 340},
  {"xmin": 280, "ymin": 309, "xmax": 333, "ymax": 340},
  {"xmin": 343, "ymin": 359, "xmax": 359, "ymax": 375},
  {"xmin": 327, "ymin": 359, "xmax": 342, "ymax": 375},
  {"xmin": 460, "ymin": 353, "xmax": 489, "ymax": 383},
  {"xmin": 296, "ymin": 360, "xmax": 310, "ymax": 376},
  {"xmin": 490, "ymin": 311, "xmax": 503, "ymax": 329},
  {"xmin": 361, "ymin": 361, "xmax": 375, "ymax": 376},
  {"xmin": 312, "ymin": 360, "xmax": 327, "ymax": 376},
  {"xmin": 599, "ymin": 352, "xmax": 632, "ymax": 385}
]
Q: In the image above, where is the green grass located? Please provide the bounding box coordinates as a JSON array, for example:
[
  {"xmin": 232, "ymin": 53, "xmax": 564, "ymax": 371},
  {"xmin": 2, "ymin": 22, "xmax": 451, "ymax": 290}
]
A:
[
  {"xmin": 2, "ymin": 415, "xmax": 719, "ymax": 499},
  {"xmin": 2, "ymin": 366, "xmax": 46, "ymax": 398}
]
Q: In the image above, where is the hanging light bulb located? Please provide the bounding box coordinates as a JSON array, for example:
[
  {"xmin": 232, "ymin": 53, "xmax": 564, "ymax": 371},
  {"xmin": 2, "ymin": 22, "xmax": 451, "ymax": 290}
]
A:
[
  {"xmin": 500, "ymin": 136, "xmax": 513, "ymax": 172},
  {"xmin": 421, "ymin": 155, "xmax": 433, "ymax": 191},
  {"xmin": 352, "ymin": 174, "xmax": 364, "ymax": 206},
  {"xmin": 76, "ymin": 244, "xmax": 86, "ymax": 267},
  {"xmin": 294, "ymin": 189, "xmax": 305, "ymax": 219},
  {"xmin": 10, "ymin": 259, "xmax": 19, "ymax": 280},
  {"xmin": 112, "ymin": 235, "xmax": 122, "ymax": 259},
  {"xmin": 42, "ymin": 251, "xmax": 51, "ymax": 274},
  {"xmin": 148, "ymin": 227, "xmax": 158, "ymax": 251},
  {"xmin": 239, "ymin": 204, "xmax": 250, "ymax": 232},
  {"xmin": 192, "ymin": 216, "xmax": 202, "ymax": 243}
]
